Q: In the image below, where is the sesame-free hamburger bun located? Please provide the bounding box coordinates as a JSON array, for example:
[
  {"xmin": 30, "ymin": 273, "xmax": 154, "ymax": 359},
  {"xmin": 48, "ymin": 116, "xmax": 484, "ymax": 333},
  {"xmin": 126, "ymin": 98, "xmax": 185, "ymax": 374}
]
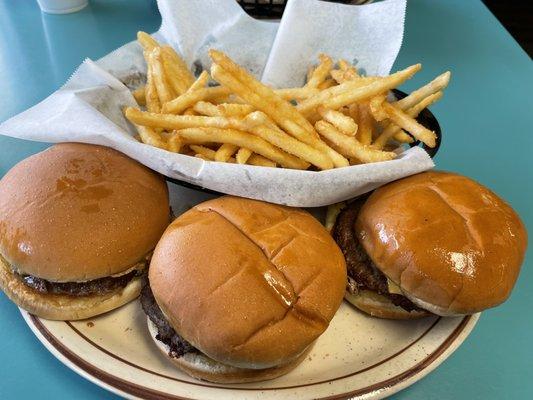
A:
[
  {"xmin": 0, "ymin": 143, "xmax": 169, "ymax": 320},
  {"xmin": 334, "ymin": 171, "xmax": 527, "ymax": 318},
  {"xmin": 145, "ymin": 196, "xmax": 346, "ymax": 382}
]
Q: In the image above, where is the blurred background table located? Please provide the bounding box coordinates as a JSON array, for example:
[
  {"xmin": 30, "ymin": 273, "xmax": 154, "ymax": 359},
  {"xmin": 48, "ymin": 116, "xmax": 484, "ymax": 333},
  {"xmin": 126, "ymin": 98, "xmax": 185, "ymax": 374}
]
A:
[{"xmin": 0, "ymin": 1, "xmax": 531, "ymax": 399}]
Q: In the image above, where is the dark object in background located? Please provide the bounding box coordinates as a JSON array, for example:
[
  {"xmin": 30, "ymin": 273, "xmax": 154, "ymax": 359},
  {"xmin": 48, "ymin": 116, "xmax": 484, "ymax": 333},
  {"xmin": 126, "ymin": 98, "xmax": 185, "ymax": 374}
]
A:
[
  {"xmin": 236, "ymin": 0, "xmax": 369, "ymax": 19},
  {"xmin": 483, "ymin": 0, "xmax": 532, "ymax": 57},
  {"xmin": 235, "ymin": 1, "xmax": 532, "ymax": 58}
]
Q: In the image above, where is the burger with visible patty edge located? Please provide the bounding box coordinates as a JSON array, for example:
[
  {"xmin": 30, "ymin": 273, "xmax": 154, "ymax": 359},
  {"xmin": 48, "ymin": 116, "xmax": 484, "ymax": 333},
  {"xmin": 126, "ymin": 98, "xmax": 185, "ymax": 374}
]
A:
[
  {"xmin": 0, "ymin": 143, "xmax": 170, "ymax": 320},
  {"xmin": 331, "ymin": 171, "xmax": 527, "ymax": 319},
  {"xmin": 142, "ymin": 196, "xmax": 347, "ymax": 383}
]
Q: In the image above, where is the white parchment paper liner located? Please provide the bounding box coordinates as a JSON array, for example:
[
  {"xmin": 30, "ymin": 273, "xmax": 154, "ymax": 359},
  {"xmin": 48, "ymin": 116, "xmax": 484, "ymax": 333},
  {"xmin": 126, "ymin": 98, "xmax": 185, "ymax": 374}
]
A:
[{"xmin": 0, "ymin": 0, "xmax": 434, "ymax": 207}]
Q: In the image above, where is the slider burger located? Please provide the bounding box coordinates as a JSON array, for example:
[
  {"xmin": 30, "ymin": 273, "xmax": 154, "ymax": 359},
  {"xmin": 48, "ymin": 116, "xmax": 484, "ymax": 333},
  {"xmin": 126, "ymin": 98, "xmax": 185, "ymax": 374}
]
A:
[
  {"xmin": 0, "ymin": 143, "xmax": 169, "ymax": 320},
  {"xmin": 142, "ymin": 196, "xmax": 346, "ymax": 383},
  {"xmin": 332, "ymin": 171, "xmax": 527, "ymax": 319}
]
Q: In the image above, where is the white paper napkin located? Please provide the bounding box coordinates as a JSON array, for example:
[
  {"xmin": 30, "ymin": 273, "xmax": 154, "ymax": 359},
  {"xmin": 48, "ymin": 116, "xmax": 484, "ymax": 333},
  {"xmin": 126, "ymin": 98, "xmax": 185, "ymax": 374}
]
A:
[{"xmin": 0, "ymin": 0, "xmax": 434, "ymax": 207}]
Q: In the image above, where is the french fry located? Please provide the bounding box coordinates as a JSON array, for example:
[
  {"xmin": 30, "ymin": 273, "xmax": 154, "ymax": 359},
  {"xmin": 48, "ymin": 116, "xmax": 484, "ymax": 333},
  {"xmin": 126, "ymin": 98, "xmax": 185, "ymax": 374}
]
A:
[
  {"xmin": 323, "ymin": 65, "xmax": 421, "ymax": 111},
  {"xmin": 134, "ymin": 124, "xmax": 167, "ymax": 150},
  {"xmin": 317, "ymin": 106, "xmax": 357, "ymax": 136},
  {"xmin": 243, "ymin": 111, "xmax": 329, "ymax": 170},
  {"xmin": 177, "ymin": 127, "xmax": 309, "ymax": 169},
  {"xmin": 150, "ymin": 48, "xmax": 175, "ymax": 104},
  {"xmin": 315, "ymin": 121, "xmax": 395, "ymax": 163},
  {"xmin": 318, "ymin": 79, "xmax": 336, "ymax": 90},
  {"xmin": 215, "ymin": 143, "xmax": 239, "ymax": 162},
  {"xmin": 193, "ymin": 101, "xmax": 254, "ymax": 117},
  {"xmin": 331, "ymin": 65, "xmax": 359, "ymax": 84},
  {"xmin": 209, "ymin": 53, "xmax": 317, "ymax": 136},
  {"xmin": 162, "ymin": 86, "xmax": 231, "ymax": 114},
  {"xmin": 348, "ymin": 103, "xmax": 359, "ymax": 122},
  {"xmin": 248, "ymin": 154, "xmax": 277, "ymax": 167},
  {"xmin": 183, "ymin": 108, "xmax": 197, "ymax": 116},
  {"xmin": 211, "ymin": 93, "xmax": 238, "ymax": 104},
  {"xmin": 189, "ymin": 71, "xmax": 210, "ymax": 91},
  {"xmin": 338, "ymin": 59, "xmax": 358, "ymax": 76},
  {"xmin": 193, "ymin": 101, "xmax": 220, "ymax": 116},
  {"xmin": 167, "ymin": 133, "xmax": 182, "ymax": 153},
  {"xmin": 145, "ymin": 54, "xmax": 161, "ymax": 113},
  {"xmin": 306, "ymin": 54, "xmax": 333, "ymax": 88},
  {"xmin": 190, "ymin": 145, "xmax": 216, "ymax": 160},
  {"xmin": 297, "ymin": 76, "xmax": 378, "ymax": 115},
  {"xmin": 380, "ymin": 102, "xmax": 437, "ymax": 147},
  {"xmin": 374, "ymin": 91, "xmax": 443, "ymax": 149},
  {"xmin": 394, "ymin": 131, "xmax": 415, "ymax": 144},
  {"xmin": 298, "ymin": 65, "xmax": 421, "ymax": 116},
  {"xmin": 124, "ymin": 107, "xmax": 245, "ymax": 131},
  {"xmin": 341, "ymin": 61, "xmax": 359, "ymax": 81},
  {"xmin": 330, "ymin": 69, "xmax": 345, "ymax": 84},
  {"xmin": 393, "ymin": 71, "xmax": 450, "ymax": 111},
  {"xmin": 357, "ymin": 104, "xmax": 374, "ymax": 145},
  {"xmin": 393, "ymin": 90, "xmax": 444, "ymax": 144},
  {"xmin": 132, "ymin": 86, "xmax": 146, "ymax": 106},
  {"xmin": 210, "ymin": 59, "xmax": 348, "ymax": 168},
  {"xmin": 160, "ymin": 46, "xmax": 195, "ymax": 95},
  {"xmin": 137, "ymin": 31, "xmax": 159, "ymax": 51},
  {"xmin": 368, "ymin": 95, "xmax": 387, "ymax": 121},
  {"xmin": 236, "ymin": 147, "xmax": 252, "ymax": 164},
  {"xmin": 275, "ymin": 87, "xmax": 320, "ymax": 100},
  {"xmin": 325, "ymin": 202, "xmax": 346, "ymax": 231},
  {"xmin": 217, "ymin": 103, "xmax": 255, "ymax": 117},
  {"xmin": 338, "ymin": 60, "xmax": 350, "ymax": 71}
]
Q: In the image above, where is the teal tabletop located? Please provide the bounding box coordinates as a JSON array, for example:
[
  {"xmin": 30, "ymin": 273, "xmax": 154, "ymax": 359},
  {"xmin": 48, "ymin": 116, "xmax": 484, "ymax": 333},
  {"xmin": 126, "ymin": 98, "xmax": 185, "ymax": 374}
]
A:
[{"xmin": 0, "ymin": 0, "xmax": 531, "ymax": 399}]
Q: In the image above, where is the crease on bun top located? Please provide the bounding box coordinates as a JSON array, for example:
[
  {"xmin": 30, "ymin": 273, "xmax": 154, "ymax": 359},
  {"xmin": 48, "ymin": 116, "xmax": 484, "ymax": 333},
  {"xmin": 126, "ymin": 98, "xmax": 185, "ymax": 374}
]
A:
[
  {"xmin": 149, "ymin": 196, "xmax": 347, "ymax": 370},
  {"xmin": 355, "ymin": 171, "xmax": 527, "ymax": 316}
]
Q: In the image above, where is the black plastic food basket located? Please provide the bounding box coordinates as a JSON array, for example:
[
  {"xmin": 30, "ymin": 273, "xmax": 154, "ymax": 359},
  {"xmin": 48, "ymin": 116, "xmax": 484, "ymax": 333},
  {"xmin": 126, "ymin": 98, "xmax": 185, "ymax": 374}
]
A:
[
  {"xmin": 165, "ymin": 89, "xmax": 442, "ymax": 195},
  {"xmin": 237, "ymin": 0, "xmax": 370, "ymax": 18}
]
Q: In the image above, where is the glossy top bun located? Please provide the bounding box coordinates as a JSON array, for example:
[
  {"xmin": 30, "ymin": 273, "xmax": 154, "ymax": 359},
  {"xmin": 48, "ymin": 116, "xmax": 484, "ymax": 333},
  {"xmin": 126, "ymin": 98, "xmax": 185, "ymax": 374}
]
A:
[
  {"xmin": 0, "ymin": 143, "xmax": 169, "ymax": 282},
  {"xmin": 356, "ymin": 171, "xmax": 527, "ymax": 316},
  {"xmin": 149, "ymin": 196, "xmax": 346, "ymax": 370}
]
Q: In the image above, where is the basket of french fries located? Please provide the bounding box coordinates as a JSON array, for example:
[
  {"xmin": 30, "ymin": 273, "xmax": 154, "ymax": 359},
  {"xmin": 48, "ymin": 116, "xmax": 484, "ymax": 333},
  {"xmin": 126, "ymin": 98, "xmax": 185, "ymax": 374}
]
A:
[
  {"xmin": 124, "ymin": 31, "xmax": 448, "ymax": 189},
  {"xmin": 0, "ymin": 0, "xmax": 444, "ymax": 206}
]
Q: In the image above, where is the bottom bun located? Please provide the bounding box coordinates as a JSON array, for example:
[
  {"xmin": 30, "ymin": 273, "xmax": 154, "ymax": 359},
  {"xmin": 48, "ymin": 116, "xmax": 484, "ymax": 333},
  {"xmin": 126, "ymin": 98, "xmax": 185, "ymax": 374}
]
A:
[
  {"xmin": 345, "ymin": 290, "xmax": 430, "ymax": 320},
  {"xmin": 147, "ymin": 318, "xmax": 311, "ymax": 383},
  {"xmin": 403, "ymin": 294, "xmax": 467, "ymax": 317},
  {"xmin": 0, "ymin": 255, "xmax": 142, "ymax": 320}
]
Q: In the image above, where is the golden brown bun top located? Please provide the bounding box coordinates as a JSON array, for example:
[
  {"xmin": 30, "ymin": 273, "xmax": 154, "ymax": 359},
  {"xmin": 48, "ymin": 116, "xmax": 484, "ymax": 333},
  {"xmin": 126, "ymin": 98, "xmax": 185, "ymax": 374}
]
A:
[
  {"xmin": 356, "ymin": 171, "xmax": 527, "ymax": 315},
  {"xmin": 0, "ymin": 143, "xmax": 169, "ymax": 281},
  {"xmin": 149, "ymin": 196, "xmax": 346, "ymax": 369}
]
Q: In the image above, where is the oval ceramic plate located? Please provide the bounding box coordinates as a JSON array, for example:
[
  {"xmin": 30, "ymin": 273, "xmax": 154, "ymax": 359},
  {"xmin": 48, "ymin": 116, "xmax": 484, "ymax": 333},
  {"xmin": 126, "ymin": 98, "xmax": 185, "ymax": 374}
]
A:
[
  {"xmin": 21, "ymin": 302, "xmax": 479, "ymax": 400},
  {"xmin": 19, "ymin": 185, "xmax": 479, "ymax": 400}
]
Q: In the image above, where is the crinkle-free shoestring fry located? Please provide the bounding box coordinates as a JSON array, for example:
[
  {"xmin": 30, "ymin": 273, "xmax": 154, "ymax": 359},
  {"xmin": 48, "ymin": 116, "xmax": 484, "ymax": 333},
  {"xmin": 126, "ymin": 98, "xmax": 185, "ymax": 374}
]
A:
[{"xmin": 125, "ymin": 31, "xmax": 450, "ymax": 170}]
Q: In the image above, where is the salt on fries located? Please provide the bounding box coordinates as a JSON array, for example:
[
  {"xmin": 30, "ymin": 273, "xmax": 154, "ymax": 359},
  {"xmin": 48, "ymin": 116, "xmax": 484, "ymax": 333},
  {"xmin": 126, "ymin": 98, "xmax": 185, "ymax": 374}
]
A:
[{"xmin": 125, "ymin": 31, "xmax": 450, "ymax": 170}]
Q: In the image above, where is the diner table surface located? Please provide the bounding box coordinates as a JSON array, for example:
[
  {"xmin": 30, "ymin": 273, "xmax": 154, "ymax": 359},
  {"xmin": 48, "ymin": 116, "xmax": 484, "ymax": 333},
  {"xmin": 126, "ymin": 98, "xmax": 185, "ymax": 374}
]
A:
[{"xmin": 0, "ymin": 0, "xmax": 531, "ymax": 399}]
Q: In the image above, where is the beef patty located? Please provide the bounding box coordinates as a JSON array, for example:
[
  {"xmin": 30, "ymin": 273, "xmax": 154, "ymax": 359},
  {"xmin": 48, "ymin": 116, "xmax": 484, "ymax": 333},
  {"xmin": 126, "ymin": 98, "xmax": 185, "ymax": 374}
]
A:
[
  {"xmin": 332, "ymin": 198, "xmax": 423, "ymax": 313},
  {"xmin": 140, "ymin": 281, "xmax": 197, "ymax": 358},
  {"xmin": 11, "ymin": 255, "xmax": 150, "ymax": 297},
  {"xmin": 16, "ymin": 268, "xmax": 145, "ymax": 297}
]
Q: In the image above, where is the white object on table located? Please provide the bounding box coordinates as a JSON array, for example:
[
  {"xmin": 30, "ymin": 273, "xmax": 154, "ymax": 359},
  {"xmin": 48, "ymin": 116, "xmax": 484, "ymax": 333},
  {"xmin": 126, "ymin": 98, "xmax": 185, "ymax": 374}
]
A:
[{"xmin": 36, "ymin": 0, "xmax": 88, "ymax": 14}]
